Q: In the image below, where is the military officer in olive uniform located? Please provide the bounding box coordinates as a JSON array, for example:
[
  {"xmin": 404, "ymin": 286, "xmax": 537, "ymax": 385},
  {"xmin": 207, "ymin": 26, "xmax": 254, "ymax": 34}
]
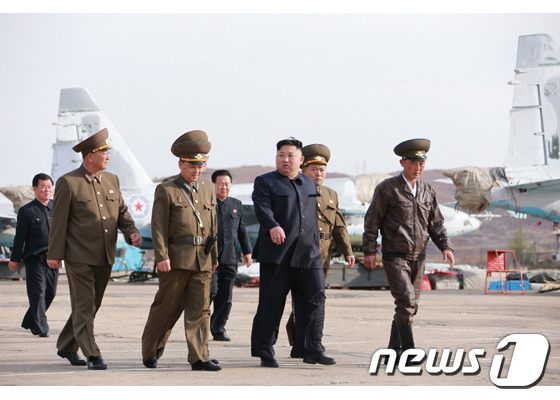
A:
[
  {"xmin": 287, "ymin": 144, "xmax": 356, "ymax": 352},
  {"xmin": 301, "ymin": 144, "xmax": 355, "ymax": 275},
  {"xmin": 47, "ymin": 128, "xmax": 142, "ymax": 370},
  {"xmin": 141, "ymin": 130, "xmax": 221, "ymax": 372},
  {"xmin": 362, "ymin": 138, "xmax": 454, "ymax": 365}
]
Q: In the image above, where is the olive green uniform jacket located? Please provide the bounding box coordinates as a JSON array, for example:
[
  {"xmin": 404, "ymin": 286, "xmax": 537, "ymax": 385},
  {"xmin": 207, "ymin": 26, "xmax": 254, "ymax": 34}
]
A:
[
  {"xmin": 317, "ymin": 185, "xmax": 353, "ymax": 270},
  {"xmin": 47, "ymin": 165, "xmax": 139, "ymax": 264},
  {"xmin": 151, "ymin": 174, "xmax": 218, "ymax": 269}
]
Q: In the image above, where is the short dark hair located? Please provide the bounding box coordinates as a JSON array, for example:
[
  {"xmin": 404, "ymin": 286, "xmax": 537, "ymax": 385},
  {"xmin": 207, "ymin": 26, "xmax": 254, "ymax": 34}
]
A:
[
  {"xmin": 211, "ymin": 169, "xmax": 233, "ymax": 183},
  {"xmin": 276, "ymin": 137, "xmax": 303, "ymax": 150},
  {"xmin": 32, "ymin": 173, "xmax": 53, "ymax": 187}
]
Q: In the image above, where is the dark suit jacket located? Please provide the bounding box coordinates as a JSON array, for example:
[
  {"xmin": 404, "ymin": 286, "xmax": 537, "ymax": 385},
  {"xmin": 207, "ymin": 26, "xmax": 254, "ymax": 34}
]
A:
[
  {"xmin": 11, "ymin": 199, "xmax": 52, "ymax": 262},
  {"xmin": 251, "ymin": 170, "xmax": 321, "ymax": 269},
  {"xmin": 217, "ymin": 196, "xmax": 252, "ymax": 265}
]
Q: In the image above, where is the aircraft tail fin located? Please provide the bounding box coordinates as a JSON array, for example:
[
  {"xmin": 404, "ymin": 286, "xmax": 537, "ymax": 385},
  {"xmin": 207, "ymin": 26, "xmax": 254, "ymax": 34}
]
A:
[
  {"xmin": 506, "ymin": 34, "xmax": 560, "ymax": 168},
  {"xmin": 51, "ymin": 88, "xmax": 154, "ymax": 191}
]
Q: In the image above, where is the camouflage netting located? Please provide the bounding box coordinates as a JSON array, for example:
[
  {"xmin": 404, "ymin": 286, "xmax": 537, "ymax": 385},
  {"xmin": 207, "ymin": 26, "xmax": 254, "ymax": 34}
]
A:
[
  {"xmin": 353, "ymin": 173, "xmax": 392, "ymax": 204},
  {"xmin": 442, "ymin": 167, "xmax": 500, "ymax": 214},
  {"xmin": 0, "ymin": 186, "xmax": 35, "ymax": 213}
]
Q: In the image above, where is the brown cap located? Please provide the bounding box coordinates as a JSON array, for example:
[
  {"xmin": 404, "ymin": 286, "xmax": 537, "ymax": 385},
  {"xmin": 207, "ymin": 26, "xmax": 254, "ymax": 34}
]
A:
[
  {"xmin": 394, "ymin": 138, "xmax": 430, "ymax": 160},
  {"xmin": 72, "ymin": 128, "xmax": 110, "ymax": 156},
  {"xmin": 171, "ymin": 130, "xmax": 211, "ymax": 164},
  {"xmin": 302, "ymin": 144, "xmax": 330, "ymax": 167}
]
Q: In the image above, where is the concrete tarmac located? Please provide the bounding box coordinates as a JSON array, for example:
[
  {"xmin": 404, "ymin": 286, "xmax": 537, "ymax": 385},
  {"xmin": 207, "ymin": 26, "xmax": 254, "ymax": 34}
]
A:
[{"xmin": 0, "ymin": 276, "xmax": 559, "ymax": 391}]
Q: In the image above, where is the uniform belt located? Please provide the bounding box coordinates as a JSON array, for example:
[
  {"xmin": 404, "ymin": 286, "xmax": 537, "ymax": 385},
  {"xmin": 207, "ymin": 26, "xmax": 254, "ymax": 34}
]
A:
[
  {"xmin": 168, "ymin": 236, "xmax": 208, "ymax": 246},
  {"xmin": 319, "ymin": 232, "xmax": 332, "ymax": 240},
  {"xmin": 382, "ymin": 252, "xmax": 426, "ymax": 261}
]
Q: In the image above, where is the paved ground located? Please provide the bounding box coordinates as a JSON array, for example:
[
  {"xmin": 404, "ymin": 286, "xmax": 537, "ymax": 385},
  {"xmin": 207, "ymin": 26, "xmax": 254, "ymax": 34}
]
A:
[{"xmin": 0, "ymin": 275, "xmax": 558, "ymax": 395}]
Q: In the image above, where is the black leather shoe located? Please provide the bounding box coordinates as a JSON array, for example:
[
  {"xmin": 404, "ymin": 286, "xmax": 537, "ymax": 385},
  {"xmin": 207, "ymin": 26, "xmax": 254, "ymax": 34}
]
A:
[
  {"xmin": 303, "ymin": 352, "xmax": 336, "ymax": 365},
  {"xmin": 87, "ymin": 356, "xmax": 107, "ymax": 370},
  {"xmin": 191, "ymin": 360, "xmax": 222, "ymax": 371},
  {"xmin": 260, "ymin": 357, "xmax": 279, "ymax": 368},
  {"xmin": 213, "ymin": 332, "xmax": 231, "ymax": 341},
  {"xmin": 156, "ymin": 347, "xmax": 165, "ymax": 359},
  {"xmin": 143, "ymin": 357, "xmax": 157, "ymax": 368},
  {"xmin": 57, "ymin": 350, "xmax": 87, "ymax": 366},
  {"xmin": 39, "ymin": 332, "xmax": 50, "ymax": 337}
]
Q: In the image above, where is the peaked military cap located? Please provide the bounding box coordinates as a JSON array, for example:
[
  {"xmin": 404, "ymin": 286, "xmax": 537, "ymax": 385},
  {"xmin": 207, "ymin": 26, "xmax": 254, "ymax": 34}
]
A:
[
  {"xmin": 72, "ymin": 128, "xmax": 110, "ymax": 156},
  {"xmin": 302, "ymin": 144, "xmax": 331, "ymax": 167},
  {"xmin": 394, "ymin": 138, "xmax": 430, "ymax": 161},
  {"xmin": 171, "ymin": 130, "xmax": 211, "ymax": 164}
]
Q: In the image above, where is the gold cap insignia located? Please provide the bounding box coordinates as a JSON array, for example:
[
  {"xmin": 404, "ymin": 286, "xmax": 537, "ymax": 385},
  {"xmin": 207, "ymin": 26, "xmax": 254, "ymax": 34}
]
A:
[{"xmin": 92, "ymin": 140, "xmax": 109, "ymax": 153}]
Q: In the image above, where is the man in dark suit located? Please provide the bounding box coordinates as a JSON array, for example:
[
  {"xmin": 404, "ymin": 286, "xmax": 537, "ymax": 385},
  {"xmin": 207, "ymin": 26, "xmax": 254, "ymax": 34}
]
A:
[
  {"xmin": 47, "ymin": 128, "xmax": 142, "ymax": 370},
  {"xmin": 250, "ymin": 137, "xmax": 335, "ymax": 368},
  {"xmin": 287, "ymin": 144, "xmax": 356, "ymax": 355},
  {"xmin": 210, "ymin": 170, "xmax": 252, "ymax": 341},
  {"xmin": 9, "ymin": 173, "xmax": 57, "ymax": 338}
]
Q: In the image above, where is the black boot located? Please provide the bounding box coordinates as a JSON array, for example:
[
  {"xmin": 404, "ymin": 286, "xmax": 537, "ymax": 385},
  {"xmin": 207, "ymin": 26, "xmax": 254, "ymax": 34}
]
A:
[
  {"xmin": 384, "ymin": 321, "xmax": 402, "ymax": 366},
  {"xmin": 286, "ymin": 311, "xmax": 295, "ymax": 346},
  {"xmin": 396, "ymin": 324, "xmax": 423, "ymax": 366}
]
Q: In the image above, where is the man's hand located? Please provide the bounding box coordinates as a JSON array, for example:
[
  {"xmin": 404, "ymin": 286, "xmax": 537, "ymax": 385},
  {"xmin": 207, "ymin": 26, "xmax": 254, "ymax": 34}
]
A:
[
  {"xmin": 130, "ymin": 233, "xmax": 142, "ymax": 248},
  {"xmin": 244, "ymin": 253, "xmax": 252, "ymax": 268},
  {"xmin": 346, "ymin": 255, "xmax": 356, "ymax": 268},
  {"xmin": 212, "ymin": 263, "xmax": 218, "ymax": 274},
  {"xmin": 363, "ymin": 254, "xmax": 377, "ymax": 270},
  {"xmin": 157, "ymin": 259, "xmax": 171, "ymax": 273},
  {"xmin": 443, "ymin": 249, "xmax": 455, "ymax": 270},
  {"xmin": 47, "ymin": 259, "xmax": 62, "ymax": 269},
  {"xmin": 8, "ymin": 261, "xmax": 18, "ymax": 271},
  {"xmin": 269, "ymin": 226, "xmax": 286, "ymax": 244}
]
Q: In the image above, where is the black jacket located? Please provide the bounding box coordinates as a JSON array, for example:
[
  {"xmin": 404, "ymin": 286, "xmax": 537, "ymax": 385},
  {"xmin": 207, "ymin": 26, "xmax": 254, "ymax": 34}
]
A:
[
  {"xmin": 252, "ymin": 171, "xmax": 321, "ymax": 269},
  {"xmin": 10, "ymin": 199, "xmax": 52, "ymax": 262},
  {"xmin": 216, "ymin": 196, "xmax": 252, "ymax": 265}
]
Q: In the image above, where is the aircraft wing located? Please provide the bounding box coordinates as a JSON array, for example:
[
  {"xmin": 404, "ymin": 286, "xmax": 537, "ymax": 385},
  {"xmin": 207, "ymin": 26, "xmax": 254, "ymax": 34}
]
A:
[
  {"xmin": 0, "ymin": 192, "xmax": 16, "ymax": 248},
  {"xmin": 0, "ymin": 215, "xmax": 16, "ymax": 248},
  {"xmin": 506, "ymin": 178, "xmax": 560, "ymax": 193},
  {"xmin": 0, "ymin": 213, "xmax": 16, "ymax": 226}
]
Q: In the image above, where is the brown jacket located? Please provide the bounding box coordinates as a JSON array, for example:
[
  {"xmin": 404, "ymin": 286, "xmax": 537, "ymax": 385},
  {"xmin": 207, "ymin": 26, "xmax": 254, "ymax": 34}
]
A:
[
  {"xmin": 151, "ymin": 174, "xmax": 218, "ymax": 270},
  {"xmin": 317, "ymin": 185, "xmax": 353, "ymax": 268},
  {"xmin": 47, "ymin": 166, "xmax": 139, "ymax": 265},
  {"xmin": 362, "ymin": 174, "xmax": 452, "ymax": 259}
]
